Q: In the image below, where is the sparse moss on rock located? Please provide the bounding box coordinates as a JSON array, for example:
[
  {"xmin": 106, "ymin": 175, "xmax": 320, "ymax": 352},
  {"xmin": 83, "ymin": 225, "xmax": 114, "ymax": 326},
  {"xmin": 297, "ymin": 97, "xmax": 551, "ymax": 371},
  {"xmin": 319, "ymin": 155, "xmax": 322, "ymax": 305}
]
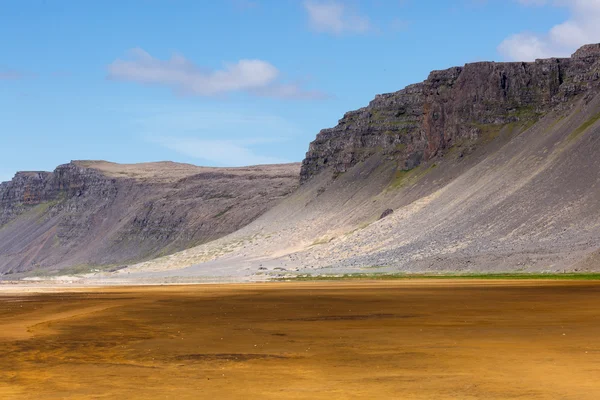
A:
[{"xmin": 300, "ymin": 44, "xmax": 600, "ymax": 183}]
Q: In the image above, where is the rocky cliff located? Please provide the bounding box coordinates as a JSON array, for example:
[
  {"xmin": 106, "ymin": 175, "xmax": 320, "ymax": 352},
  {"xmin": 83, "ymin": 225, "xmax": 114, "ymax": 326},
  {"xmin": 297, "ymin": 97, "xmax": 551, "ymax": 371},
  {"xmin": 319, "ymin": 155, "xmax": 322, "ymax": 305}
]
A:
[
  {"xmin": 300, "ymin": 44, "xmax": 600, "ymax": 182},
  {"xmin": 6, "ymin": 44, "xmax": 600, "ymax": 281},
  {"xmin": 0, "ymin": 161, "xmax": 300, "ymax": 275},
  {"xmin": 122, "ymin": 43, "xmax": 600, "ymax": 281}
]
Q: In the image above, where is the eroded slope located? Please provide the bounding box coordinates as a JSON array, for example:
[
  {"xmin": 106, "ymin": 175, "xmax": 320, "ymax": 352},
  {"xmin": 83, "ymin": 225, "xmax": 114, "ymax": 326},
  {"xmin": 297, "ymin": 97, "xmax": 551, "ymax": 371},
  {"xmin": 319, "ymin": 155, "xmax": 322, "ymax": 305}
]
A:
[
  {"xmin": 0, "ymin": 161, "xmax": 300, "ymax": 275},
  {"xmin": 122, "ymin": 45, "xmax": 600, "ymax": 280}
]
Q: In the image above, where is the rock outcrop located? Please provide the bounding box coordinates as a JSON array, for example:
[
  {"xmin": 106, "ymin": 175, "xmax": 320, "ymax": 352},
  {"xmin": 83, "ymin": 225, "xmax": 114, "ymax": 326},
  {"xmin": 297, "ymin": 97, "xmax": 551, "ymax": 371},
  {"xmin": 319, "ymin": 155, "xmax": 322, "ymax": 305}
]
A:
[
  {"xmin": 0, "ymin": 161, "xmax": 300, "ymax": 274},
  {"xmin": 0, "ymin": 171, "xmax": 54, "ymax": 225},
  {"xmin": 300, "ymin": 44, "xmax": 600, "ymax": 182}
]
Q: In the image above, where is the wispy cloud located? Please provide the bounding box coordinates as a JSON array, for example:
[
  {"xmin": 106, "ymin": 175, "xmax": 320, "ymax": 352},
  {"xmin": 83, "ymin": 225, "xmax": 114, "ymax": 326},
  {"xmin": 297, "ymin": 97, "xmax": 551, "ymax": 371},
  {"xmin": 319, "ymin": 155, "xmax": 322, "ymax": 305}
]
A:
[
  {"xmin": 107, "ymin": 48, "xmax": 327, "ymax": 99},
  {"xmin": 303, "ymin": 1, "xmax": 371, "ymax": 35},
  {"xmin": 149, "ymin": 137, "xmax": 289, "ymax": 166},
  {"xmin": 130, "ymin": 108, "xmax": 303, "ymax": 136},
  {"xmin": 128, "ymin": 107, "xmax": 301, "ymax": 167},
  {"xmin": 499, "ymin": 0, "xmax": 600, "ymax": 61}
]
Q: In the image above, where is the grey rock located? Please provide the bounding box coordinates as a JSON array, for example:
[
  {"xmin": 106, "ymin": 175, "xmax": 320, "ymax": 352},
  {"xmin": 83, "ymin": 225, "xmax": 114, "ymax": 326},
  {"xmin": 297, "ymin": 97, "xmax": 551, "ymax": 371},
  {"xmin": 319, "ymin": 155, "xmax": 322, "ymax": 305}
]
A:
[
  {"xmin": 300, "ymin": 44, "xmax": 600, "ymax": 183},
  {"xmin": 379, "ymin": 209, "xmax": 394, "ymax": 220},
  {"xmin": 0, "ymin": 161, "xmax": 300, "ymax": 274}
]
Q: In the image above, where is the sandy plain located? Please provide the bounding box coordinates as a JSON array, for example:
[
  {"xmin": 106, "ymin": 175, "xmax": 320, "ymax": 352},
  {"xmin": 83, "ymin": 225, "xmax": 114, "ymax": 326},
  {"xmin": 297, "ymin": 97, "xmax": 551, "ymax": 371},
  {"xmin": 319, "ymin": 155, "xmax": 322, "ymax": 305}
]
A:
[{"xmin": 0, "ymin": 280, "xmax": 599, "ymax": 399}]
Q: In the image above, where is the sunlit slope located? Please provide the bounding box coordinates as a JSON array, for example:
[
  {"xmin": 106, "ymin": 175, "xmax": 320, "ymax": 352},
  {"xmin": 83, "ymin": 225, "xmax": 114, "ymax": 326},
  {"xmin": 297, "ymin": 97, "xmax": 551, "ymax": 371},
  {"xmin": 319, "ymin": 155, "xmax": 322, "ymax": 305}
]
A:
[{"xmin": 129, "ymin": 93, "xmax": 600, "ymax": 276}]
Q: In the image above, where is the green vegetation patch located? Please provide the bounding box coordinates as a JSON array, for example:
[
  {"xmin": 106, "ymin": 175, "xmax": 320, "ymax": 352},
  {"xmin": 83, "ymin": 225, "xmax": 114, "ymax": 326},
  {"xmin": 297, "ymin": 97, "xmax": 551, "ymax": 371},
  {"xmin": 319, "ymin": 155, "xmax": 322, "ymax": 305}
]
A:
[
  {"xmin": 32, "ymin": 199, "xmax": 62, "ymax": 221},
  {"xmin": 394, "ymin": 143, "xmax": 407, "ymax": 152},
  {"xmin": 568, "ymin": 111, "xmax": 600, "ymax": 142},
  {"xmin": 388, "ymin": 163, "xmax": 437, "ymax": 190},
  {"xmin": 310, "ymin": 236, "xmax": 334, "ymax": 246},
  {"xmin": 279, "ymin": 272, "xmax": 600, "ymax": 281},
  {"xmin": 370, "ymin": 110, "xmax": 384, "ymax": 121},
  {"xmin": 471, "ymin": 122, "xmax": 506, "ymax": 143},
  {"xmin": 508, "ymin": 105, "xmax": 543, "ymax": 121},
  {"xmin": 214, "ymin": 205, "xmax": 234, "ymax": 218},
  {"xmin": 24, "ymin": 262, "xmax": 123, "ymax": 278}
]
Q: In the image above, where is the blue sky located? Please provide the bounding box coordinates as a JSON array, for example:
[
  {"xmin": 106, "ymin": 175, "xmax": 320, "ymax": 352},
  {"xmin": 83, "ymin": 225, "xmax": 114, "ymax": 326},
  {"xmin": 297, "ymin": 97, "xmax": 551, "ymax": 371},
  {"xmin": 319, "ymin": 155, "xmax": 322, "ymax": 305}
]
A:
[{"xmin": 1, "ymin": 0, "xmax": 597, "ymax": 182}]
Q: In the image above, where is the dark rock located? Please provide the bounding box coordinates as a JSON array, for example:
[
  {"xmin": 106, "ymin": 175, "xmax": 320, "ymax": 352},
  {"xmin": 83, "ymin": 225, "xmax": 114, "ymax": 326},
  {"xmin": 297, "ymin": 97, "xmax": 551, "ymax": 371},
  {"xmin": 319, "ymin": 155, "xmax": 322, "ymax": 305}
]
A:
[
  {"xmin": 300, "ymin": 43, "xmax": 600, "ymax": 183},
  {"xmin": 572, "ymin": 44, "xmax": 600, "ymax": 60},
  {"xmin": 379, "ymin": 209, "xmax": 394, "ymax": 220}
]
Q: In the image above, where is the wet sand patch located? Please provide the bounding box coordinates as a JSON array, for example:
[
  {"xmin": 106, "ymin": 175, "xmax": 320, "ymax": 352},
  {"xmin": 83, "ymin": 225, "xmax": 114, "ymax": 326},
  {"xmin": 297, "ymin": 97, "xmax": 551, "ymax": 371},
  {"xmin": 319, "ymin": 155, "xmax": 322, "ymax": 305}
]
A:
[
  {"xmin": 174, "ymin": 353, "xmax": 292, "ymax": 362},
  {"xmin": 0, "ymin": 281, "xmax": 599, "ymax": 399},
  {"xmin": 287, "ymin": 313, "xmax": 419, "ymax": 321}
]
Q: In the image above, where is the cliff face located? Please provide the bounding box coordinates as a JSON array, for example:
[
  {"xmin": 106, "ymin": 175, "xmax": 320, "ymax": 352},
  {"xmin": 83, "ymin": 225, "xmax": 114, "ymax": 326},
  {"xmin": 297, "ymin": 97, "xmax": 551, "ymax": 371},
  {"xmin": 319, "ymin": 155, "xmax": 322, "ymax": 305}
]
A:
[
  {"xmin": 0, "ymin": 161, "xmax": 300, "ymax": 274},
  {"xmin": 0, "ymin": 172, "xmax": 54, "ymax": 225},
  {"xmin": 300, "ymin": 44, "xmax": 600, "ymax": 182}
]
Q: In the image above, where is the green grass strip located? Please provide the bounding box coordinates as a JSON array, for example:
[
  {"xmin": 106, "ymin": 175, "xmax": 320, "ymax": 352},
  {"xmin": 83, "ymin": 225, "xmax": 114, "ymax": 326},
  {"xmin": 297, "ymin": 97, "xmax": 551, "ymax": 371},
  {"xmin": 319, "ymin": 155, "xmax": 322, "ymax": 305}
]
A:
[{"xmin": 278, "ymin": 272, "xmax": 600, "ymax": 281}]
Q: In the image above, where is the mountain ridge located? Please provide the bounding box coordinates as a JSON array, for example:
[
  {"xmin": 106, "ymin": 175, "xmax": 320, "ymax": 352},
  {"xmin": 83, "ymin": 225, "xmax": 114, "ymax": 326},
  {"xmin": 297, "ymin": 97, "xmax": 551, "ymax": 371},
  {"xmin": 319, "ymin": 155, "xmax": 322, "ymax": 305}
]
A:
[
  {"xmin": 114, "ymin": 43, "xmax": 600, "ymax": 281},
  {"xmin": 4, "ymin": 44, "xmax": 600, "ymax": 280},
  {"xmin": 0, "ymin": 160, "xmax": 300, "ymax": 275},
  {"xmin": 300, "ymin": 43, "xmax": 600, "ymax": 183}
]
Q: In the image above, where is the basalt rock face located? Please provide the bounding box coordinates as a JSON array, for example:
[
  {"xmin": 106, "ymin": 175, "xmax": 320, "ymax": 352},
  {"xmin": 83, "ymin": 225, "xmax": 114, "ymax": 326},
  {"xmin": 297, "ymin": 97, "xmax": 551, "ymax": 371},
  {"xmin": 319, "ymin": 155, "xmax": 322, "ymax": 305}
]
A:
[
  {"xmin": 0, "ymin": 172, "xmax": 54, "ymax": 225},
  {"xmin": 0, "ymin": 161, "xmax": 300, "ymax": 274},
  {"xmin": 300, "ymin": 44, "xmax": 600, "ymax": 182}
]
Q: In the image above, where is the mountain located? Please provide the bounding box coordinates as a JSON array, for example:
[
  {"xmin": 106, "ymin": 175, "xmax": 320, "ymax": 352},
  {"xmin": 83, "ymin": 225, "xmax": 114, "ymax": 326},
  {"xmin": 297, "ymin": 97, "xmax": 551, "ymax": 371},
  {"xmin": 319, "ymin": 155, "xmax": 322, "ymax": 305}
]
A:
[
  {"xmin": 0, "ymin": 161, "xmax": 300, "ymax": 275},
  {"xmin": 301, "ymin": 44, "xmax": 600, "ymax": 182},
  {"xmin": 118, "ymin": 44, "xmax": 600, "ymax": 281},
  {"xmin": 5, "ymin": 44, "xmax": 600, "ymax": 281}
]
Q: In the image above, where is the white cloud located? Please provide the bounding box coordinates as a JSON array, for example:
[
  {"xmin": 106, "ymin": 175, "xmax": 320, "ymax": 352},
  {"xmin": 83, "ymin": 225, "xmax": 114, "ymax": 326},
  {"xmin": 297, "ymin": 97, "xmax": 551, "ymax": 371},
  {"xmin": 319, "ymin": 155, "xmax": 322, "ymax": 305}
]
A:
[
  {"xmin": 304, "ymin": 1, "xmax": 371, "ymax": 35},
  {"xmin": 498, "ymin": 33, "xmax": 555, "ymax": 60},
  {"xmin": 150, "ymin": 137, "xmax": 289, "ymax": 166},
  {"xmin": 499, "ymin": 0, "xmax": 600, "ymax": 61},
  {"xmin": 107, "ymin": 48, "xmax": 326, "ymax": 99}
]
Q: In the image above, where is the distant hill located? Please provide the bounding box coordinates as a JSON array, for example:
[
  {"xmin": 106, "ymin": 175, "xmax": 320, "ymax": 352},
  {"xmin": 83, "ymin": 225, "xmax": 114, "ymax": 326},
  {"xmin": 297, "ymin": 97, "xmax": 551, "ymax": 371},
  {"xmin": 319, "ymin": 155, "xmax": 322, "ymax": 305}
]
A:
[{"xmin": 0, "ymin": 161, "xmax": 299, "ymax": 275}]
